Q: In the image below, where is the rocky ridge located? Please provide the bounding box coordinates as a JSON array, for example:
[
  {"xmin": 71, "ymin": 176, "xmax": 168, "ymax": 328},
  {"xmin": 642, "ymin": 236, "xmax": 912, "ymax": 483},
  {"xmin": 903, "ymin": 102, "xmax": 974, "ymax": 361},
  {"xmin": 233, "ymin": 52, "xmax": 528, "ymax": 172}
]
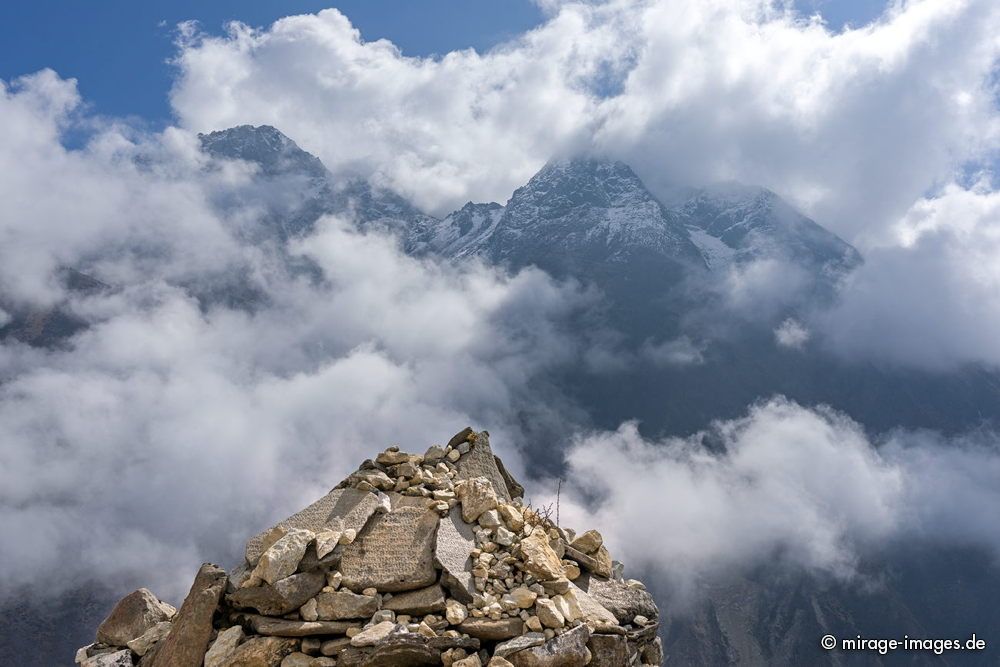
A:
[{"xmin": 76, "ymin": 429, "xmax": 661, "ymax": 667}]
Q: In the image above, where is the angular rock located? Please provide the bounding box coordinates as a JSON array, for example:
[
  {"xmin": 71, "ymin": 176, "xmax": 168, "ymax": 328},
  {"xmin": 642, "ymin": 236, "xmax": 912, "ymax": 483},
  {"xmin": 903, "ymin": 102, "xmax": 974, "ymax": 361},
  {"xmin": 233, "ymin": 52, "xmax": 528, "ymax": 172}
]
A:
[
  {"xmin": 534, "ymin": 598, "xmax": 564, "ymax": 629},
  {"xmin": 364, "ymin": 635, "xmax": 442, "ymax": 666},
  {"xmin": 228, "ymin": 571, "xmax": 325, "ymax": 616},
  {"xmin": 245, "ymin": 488, "xmax": 382, "ymax": 565},
  {"xmin": 340, "ymin": 505, "xmax": 438, "ymax": 593},
  {"xmin": 494, "ymin": 633, "xmax": 546, "ymax": 658},
  {"xmin": 320, "ymin": 637, "xmax": 352, "ymax": 656},
  {"xmin": 493, "ymin": 454, "xmax": 525, "ymax": 500},
  {"xmin": 221, "ymin": 636, "xmax": 297, "ymax": 666},
  {"xmin": 566, "ymin": 583, "xmax": 618, "ymax": 627},
  {"xmin": 148, "ymin": 563, "xmax": 226, "ymax": 667},
  {"xmin": 457, "ymin": 617, "xmax": 523, "ymax": 640},
  {"xmin": 204, "ymin": 626, "xmax": 244, "ymax": 667},
  {"xmin": 488, "ymin": 659, "xmax": 515, "ymax": 667},
  {"xmin": 453, "ymin": 432, "xmax": 511, "ymax": 502},
  {"xmin": 247, "ymin": 528, "xmax": 315, "ymax": 587},
  {"xmin": 586, "ymin": 633, "xmax": 629, "ymax": 667},
  {"xmin": 568, "ymin": 530, "xmax": 603, "ymax": 555},
  {"xmin": 507, "ymin": 624, "xmax": 591, "ymax": 667},
  {"xmin": 498, "ymin": 505, "xmax": 524, "ymax": 532},
  {"xmin": 280, "ymin": 653, "xmax": 313, "ymax": 667},
  {"xmin": 80, "ymin": 650, "xmax": 133, "ymax": 667},
  {"xmin": 314, "ymin": 589, "xmax": 380, "ymax": 620},
  {"xmin": 126, "ymin": 621, "xmax": 172, "ymax": 657},
  {"xmin": 434, "ymin": 506, "xmax": 477, "ymax": 603},
  {"xmin": 577, "ymin": 574, "xmax": 658, "ymax": 624},
  {"xmin": 563, "ymin": 545, "xmax": 611, "ymax": 579},
  {"xmin": 235, "ymin": 614, "xmax": 357, "ymax": 637},
  {"xmin": 519, "ymin": 531, "xmax": 565, "ymax": 582},
  {"xmin": 456, "ymin": 477, "xmax": 498, "ymax": 523},
  {"xmin": 382, "ymin": 583, "xmax": 446, "ymax": 615},
  {"xmin": 349, "ymin": 621, "xmax": 402, "ymax": 647},
  {"xmin": 446, "ymin": 427, "xmax": 474, "ymax": 450},
  {"xmin": 96, "ymin": 588, "xmax": 176, "ymax": 646},
  {"xmin": 314, "ymin": 530, "xmax": 343, "ymax": 560}
]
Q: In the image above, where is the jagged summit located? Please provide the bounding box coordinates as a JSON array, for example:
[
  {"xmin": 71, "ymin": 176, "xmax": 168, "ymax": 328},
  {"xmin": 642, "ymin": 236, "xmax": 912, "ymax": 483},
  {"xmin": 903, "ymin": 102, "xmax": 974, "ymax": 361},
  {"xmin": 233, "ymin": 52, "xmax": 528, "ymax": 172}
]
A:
[
  {"xmin": 76, "ymin": 429, "xmax": 662, "ymax": 666},
  {"xmin": 671, "ymin": 182, "xmax": 862, "ymax": 271},
  {"xmin": 199, "ymin": 126, "xmax": 328, "ymax": 181}
]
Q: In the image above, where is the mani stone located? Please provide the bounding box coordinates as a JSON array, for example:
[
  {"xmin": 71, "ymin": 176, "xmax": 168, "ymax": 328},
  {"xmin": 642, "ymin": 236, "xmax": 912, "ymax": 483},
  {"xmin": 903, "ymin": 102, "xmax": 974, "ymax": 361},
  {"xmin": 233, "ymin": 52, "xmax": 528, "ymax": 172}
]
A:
[
  {"xmin": 434, "ymin": 506, "xmax": 477, "ymax": 603},
  {"xmin": 148, "ymin": 563, "xmax": 227, "ymax": 667},
  {"xmin": 453, "ymin": 432, "xmax": 512, "ymax": 502},
  {"xmin": 96, "ymin": 588, "xmax": 176, "ymax": 646},
  {"xmin": 245, "ymin": 488, "xmax": 382, "ymax": 565},
  {"xmin": 577, "ymin": 574, "xmax": 658, "ymax": 625},
  {"xmin": 507, "ymin": 624, "xmax": 592, "ymax": 667},
  {"xmin": 383, "ymin": 583, "xmax": 446, "ymax": 615},
  {"xmin": 340, "ymin": 505, "xmax": 439, "ymax": 593},
  {"xmin": 457, "ymin": 617, "xmax": 524, "ymax": 641},
  {"xmin": 228, "ymin": 570, "xmax": 325, "ymax": 616},
  {"xmin": 315, "ymin": 589, "xmax": 380, "ymax": 620},
  {"xmin": 235, "ymin": 614, "xmax": 357, "ymax": 637},
  {"xmin": 221, "ymin": 636, "xmax": 297, "ymax": 667}
]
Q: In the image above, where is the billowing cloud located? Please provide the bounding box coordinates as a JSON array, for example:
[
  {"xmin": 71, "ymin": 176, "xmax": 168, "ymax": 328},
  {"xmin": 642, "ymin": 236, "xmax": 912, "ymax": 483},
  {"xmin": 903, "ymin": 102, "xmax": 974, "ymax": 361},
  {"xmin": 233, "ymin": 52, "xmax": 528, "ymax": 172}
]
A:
[
  {"xmin": 819, "ymin": 179, "xmax": 1000, "ymax": 369},
  {"xmin": 0, "ymin": 74, "xmax": 592, "ymax": 601},
  {"xmin": 171, "ymin": 0, "xmax": 1000, "ymax": 242},
  {"xmin": 552, "ymin": 397, "xmax": 1000, "ymax": 596}
]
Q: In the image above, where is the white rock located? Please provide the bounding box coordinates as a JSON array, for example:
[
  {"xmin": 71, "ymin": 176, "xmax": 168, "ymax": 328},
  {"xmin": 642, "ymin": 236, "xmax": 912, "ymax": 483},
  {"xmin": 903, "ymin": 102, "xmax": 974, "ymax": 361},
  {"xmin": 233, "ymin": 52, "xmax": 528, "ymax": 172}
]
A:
[
  {"xmin": 314, "ymin": 529, "xmax": 343, "ymax": 559},
  {"xmin": 247, "ymin": 528, "xmax": 315, "ymax": 586}
]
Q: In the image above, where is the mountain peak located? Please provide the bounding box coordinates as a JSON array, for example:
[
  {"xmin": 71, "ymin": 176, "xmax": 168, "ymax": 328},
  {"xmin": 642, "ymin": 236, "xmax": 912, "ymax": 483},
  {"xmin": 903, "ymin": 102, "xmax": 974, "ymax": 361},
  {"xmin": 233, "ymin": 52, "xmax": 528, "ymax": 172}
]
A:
[{"xmin": 199, "ymin": 125, "xmax": 327, "ymax": 180}]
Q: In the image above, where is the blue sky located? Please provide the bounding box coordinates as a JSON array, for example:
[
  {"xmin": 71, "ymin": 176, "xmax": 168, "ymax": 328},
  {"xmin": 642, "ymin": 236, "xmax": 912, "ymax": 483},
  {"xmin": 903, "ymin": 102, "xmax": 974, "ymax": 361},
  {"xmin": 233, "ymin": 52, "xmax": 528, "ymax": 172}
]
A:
[
  {"xmin": 0, "ymin": 1, "xmax": 544, "ymax": 124},
  {"xmin": 2, "ymin": 0, "xmax": 889, "ymax": 126}
]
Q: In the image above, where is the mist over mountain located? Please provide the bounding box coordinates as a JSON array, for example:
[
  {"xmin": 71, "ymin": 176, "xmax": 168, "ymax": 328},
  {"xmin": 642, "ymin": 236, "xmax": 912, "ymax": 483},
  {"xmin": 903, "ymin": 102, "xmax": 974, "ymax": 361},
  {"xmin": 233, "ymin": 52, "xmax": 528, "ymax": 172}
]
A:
[{"xmin": 3, "ymin": 120, "xmax": 1000, "ymax": 666}]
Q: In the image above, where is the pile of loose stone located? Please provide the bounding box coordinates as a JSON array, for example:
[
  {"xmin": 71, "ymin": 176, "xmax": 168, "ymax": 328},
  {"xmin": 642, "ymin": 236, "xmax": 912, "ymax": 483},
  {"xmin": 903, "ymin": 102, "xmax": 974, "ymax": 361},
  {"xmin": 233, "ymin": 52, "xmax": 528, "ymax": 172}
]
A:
[{"xmin": 76, "ymin": 428, "xmax": 662, "ymax": 666}]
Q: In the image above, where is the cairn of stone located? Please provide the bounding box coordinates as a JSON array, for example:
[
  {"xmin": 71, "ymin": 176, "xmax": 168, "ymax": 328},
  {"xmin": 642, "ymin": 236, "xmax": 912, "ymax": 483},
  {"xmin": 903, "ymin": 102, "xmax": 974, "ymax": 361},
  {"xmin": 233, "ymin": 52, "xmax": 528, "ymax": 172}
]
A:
[{"xmin": 76, "ymin": 428, "xmax": 662, "ymax": 666}]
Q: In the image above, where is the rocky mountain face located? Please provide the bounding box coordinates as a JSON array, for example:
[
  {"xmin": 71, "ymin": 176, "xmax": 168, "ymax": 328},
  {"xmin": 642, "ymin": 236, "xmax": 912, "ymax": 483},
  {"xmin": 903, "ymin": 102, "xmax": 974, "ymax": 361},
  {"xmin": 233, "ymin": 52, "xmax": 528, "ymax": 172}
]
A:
[
  {"xmin": 199, "ymin": 125, "xmax": 437, "ymax": 244},
  {"xmin": 75, "ymin": 429, "xmax": 661, "ymax": 667}
]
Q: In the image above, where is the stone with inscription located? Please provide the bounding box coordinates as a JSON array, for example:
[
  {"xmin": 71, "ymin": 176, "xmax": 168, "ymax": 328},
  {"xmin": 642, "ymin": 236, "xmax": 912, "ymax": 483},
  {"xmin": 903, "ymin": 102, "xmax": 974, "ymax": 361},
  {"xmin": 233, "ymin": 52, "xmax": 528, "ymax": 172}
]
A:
[
  {"xmin": 245, "ymin": 488, "xmax": 382, "ymax": 565},
  {"xmin": 453, "ymin": 432, "xmax": 511, "ymax": 502},
  {"xmin": 339, "ymin": 505, "xmax": 439, "ymax": 593},
  {"xmin": 434, "ymin": 506, "xmax": 477, "ymax": 603}
]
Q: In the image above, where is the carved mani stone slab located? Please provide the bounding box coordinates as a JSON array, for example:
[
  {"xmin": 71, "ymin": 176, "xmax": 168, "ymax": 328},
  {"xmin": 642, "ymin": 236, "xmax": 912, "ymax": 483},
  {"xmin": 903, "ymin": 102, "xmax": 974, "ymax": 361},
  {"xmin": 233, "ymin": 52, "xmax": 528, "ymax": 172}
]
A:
[{"xmin": 339, "ymin": 505, "xmax": 439, "ymax": 593}]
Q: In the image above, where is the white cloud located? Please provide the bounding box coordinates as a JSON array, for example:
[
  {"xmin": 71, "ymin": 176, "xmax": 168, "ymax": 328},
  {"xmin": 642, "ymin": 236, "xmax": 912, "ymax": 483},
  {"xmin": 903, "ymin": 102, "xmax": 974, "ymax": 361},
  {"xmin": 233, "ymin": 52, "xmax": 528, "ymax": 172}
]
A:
[
  {"xmin": 819, "ymin": 179, "xmax": 1000, "ymax": 369},
  {"xmin": 640, "ymin": 336, "xmax": 705, "ymax": 366},
  {"xmin": 0, "ymin": 74, "xmax": 592, "ymax": 601},
  {"xmin": 170, "ymin": 0, "xmax": 1000, "ymax": 242},
  {"xmin": 551, "ymin": 397, "xmax": 1000, "ymax": 595},
  {"xmin": 774, "ymin": 317, "xmax": 811, "ymax": 348}
]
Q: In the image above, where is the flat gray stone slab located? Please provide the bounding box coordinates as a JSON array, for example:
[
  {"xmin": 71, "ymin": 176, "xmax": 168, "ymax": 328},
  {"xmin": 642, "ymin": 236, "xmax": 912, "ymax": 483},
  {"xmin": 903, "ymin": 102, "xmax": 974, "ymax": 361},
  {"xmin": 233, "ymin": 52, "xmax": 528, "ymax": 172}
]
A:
[
  {"xmin": 433, "ymin": 506, "xmax": 476, "ymax": 603},
  {"xmin": 244, "ymin": 488, "xmax": 381, "ymax": 565},
  {"xmin": 234, "ymin": 613, "xmax": 357, "ymax": 637},
  {"xmin": 339, "ymin": 505, "xmax": 439, "ymax": 593},
  {"xmin": 454, "ymin": 432, "xmax": 512, "ymax": 502}
]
